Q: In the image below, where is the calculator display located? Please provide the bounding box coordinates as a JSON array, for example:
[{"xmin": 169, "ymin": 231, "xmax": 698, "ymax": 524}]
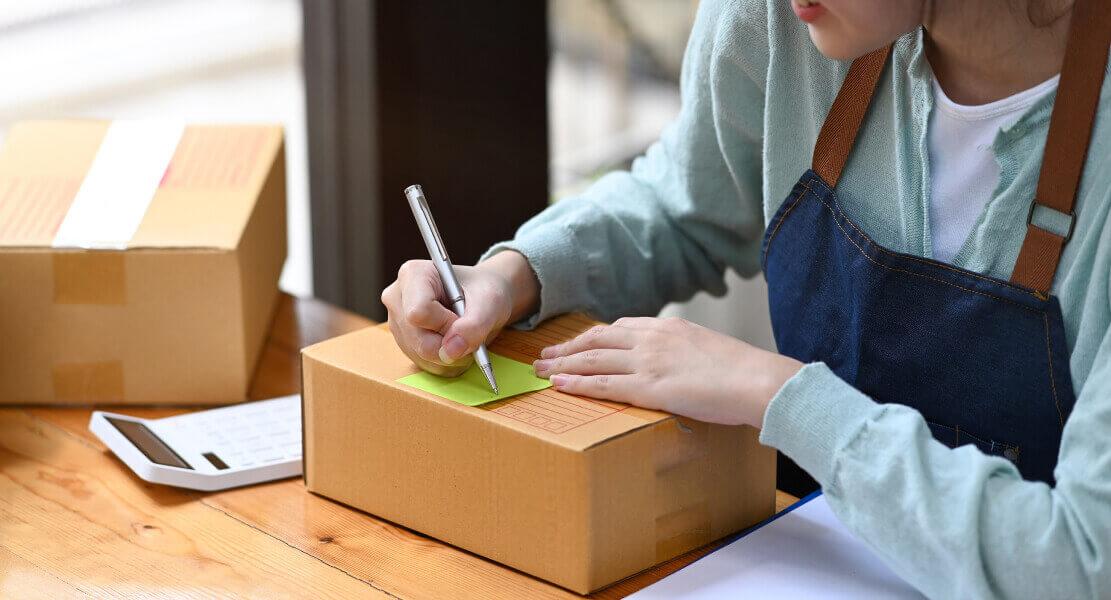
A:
[{"xmin": 106, "ymin": 417, "xmax": 193, "ymax": 470}]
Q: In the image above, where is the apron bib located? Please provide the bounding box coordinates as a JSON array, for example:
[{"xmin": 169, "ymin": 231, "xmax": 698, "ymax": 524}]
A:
[{"xmin": 762, "ymin": 1, "xmax": 1110, "ymax": 496}]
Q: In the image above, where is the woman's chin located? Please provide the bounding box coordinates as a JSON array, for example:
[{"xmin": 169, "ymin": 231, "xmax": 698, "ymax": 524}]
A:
[{"xmin": 808, "ymin": 28, "xmax": 892, "ymax": 61}]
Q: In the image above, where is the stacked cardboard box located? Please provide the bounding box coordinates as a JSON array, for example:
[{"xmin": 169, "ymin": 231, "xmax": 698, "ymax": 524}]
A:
[{"xmin": 0, "ymin": 120, "xmax": 286, "ymax": 404}]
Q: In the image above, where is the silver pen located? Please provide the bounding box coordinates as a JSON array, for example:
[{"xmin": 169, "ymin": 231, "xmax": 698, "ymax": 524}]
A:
[{"xmin": 404, "ymin": 184, "xmax": 499, "ymax": 393}]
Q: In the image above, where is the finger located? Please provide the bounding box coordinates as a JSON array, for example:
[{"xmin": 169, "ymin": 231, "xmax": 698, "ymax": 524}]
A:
[
  {"xmin": 613, "ymin": 316, "xmax": 696, "ymax": 334},
  {"xmin": 541, "ymin": 324, "xmax": 640, "ymax": 359},
  {"xmin": 401, "ymin": 266, "xmax": 457, "ymax": 334},
  {"xmin": 411, "ymin": 327, "xmax": 444, "ymax": 363},
  {"xmin": 408, "ymin": 324, "xmax": 454, "ymax": 365},
  {"xmin": 441, "ymin": 301, "xmax": 503, "ymax": 362},
  {"xmin": 549, "ymin": 373, "xmax": 637, "ymax": 402},
  {"xmin": 380, "ymin": 281, "xmax": 398, "ymax": 308},
  {"xmin": 386, "ymin": 312, "xmax": 470, "ymax": 376},
  {"xmin": 534, "ymin": 348, "xmax": 633, "ymax": 377},
  {"xmin": 611, "ymin": 316, "xmax": 670, "ymax": 330},
  {"xmin": 404, "ymin": 345, "xmax": 472, "ymax": 377},
  {"xmin": 405, "ymin": 323, "xmax": 474, "ymax": 370}
]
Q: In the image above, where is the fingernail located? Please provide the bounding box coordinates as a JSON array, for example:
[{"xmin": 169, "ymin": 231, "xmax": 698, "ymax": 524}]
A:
[
  {"xmin": 533, "ymin": 359, "xmax": 551, "ymax": 374},
  {"xmin": 550, "ymin": 374, "xmax": 568, "ymax": 389},
  {"xmin": 540, "ymin": 346, "xmax": 557, "ymax": 359},
  {"xmin": 441, "ymin": 334, "xmax": 467, "ymax": 361}
]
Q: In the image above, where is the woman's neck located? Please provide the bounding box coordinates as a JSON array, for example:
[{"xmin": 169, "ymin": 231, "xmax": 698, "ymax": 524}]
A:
[{"xmin": 923, "ymin": 1, "xmax": 1073, "ymax": 105}]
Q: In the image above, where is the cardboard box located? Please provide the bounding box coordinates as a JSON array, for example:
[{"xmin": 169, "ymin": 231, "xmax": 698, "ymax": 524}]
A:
[
  {"xmin": 301, "ymin": 313, "xmax": 776, "ymax": 593},
  {"xmin": 0, "ymin": 120, "xmax": 286, "ymax": 404}
]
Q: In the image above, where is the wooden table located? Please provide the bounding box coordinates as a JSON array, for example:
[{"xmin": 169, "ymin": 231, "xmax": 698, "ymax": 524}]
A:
[{"xmin": 0, "ymin": 294, "xmax": 798, "ymax": 598}]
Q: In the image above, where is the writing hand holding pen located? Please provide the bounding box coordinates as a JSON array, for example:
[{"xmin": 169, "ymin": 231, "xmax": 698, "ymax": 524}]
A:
[
  {"xmin": 383, "ymin": 258, "xmax": 512, "ymax": 379},
  {"xmin": 381, "ymin": 202, "xmax": 540, "ymax": 382}
]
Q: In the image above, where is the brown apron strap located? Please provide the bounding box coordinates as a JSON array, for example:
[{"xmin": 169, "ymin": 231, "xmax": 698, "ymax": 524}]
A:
[
  {"xmin": 1011, "ymin": 0, "xmax": 1111, "ymax": 294},
  {"xmin": 812, "ymin": 45, "xmax": 892, "ymax": 188}
]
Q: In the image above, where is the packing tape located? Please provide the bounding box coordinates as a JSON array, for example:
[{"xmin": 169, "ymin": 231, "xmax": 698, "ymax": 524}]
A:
[
  {"xmin": 655, "ymin": 502, "xmax": 711, "ymax": 561},
  {"xmin": 653, "ymin": 418, "xmax": 712, "ymax": 561},
  {"xmin": 53, "ymin": 119, "xmax": 184, "ymax": 249},
  {"xmin": 52, "ymin": 252, "xmax": 126, "ymax": 305},
  {"xmin": 52, "ymin": 360, "xmax": 124, "ymax": 403},
  {"xmin": 654, "ymin": 418, "xmax": 710, "ymax": 472}
]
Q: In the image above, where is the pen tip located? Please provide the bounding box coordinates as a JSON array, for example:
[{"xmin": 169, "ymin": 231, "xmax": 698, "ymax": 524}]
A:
[{"xmin": 480, "ymin": 363, "xmax": 499, "ymax": 394}]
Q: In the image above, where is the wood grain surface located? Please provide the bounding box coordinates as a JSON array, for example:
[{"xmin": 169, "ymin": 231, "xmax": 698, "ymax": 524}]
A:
[{"xmin": 2, "ymin": 293, "xmax": 798, "ymax": 598}]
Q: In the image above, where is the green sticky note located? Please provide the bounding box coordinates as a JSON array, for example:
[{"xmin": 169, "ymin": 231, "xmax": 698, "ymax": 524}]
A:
[{"xmin": 397, "ymin": 352, "xmax": 551, "ymax": 406}]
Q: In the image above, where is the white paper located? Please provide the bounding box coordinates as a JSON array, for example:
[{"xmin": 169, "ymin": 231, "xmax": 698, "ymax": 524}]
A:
[
  {"xmin": 53, "ymin": 119, "xmax": 184, "ymax": 249},
  {"xmin": 629, "ymin": 494, "xmax": 924, "ymax": 599}
]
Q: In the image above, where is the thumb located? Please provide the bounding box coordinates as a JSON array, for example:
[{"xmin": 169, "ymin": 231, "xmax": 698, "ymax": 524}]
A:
[{"xmin": 439, "ymin": 306, "xmax": 499, "ymax": 363}]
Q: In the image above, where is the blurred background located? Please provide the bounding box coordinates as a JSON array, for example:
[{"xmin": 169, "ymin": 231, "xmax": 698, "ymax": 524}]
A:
[{"xmin": 0, "ymin": 0, "xmax": 773, "ymax": 350}]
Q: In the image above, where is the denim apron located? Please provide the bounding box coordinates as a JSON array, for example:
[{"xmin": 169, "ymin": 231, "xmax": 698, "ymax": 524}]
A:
[{"xmin": 761, "ymin": 4, "xmax": 1109, "ymax": 496}]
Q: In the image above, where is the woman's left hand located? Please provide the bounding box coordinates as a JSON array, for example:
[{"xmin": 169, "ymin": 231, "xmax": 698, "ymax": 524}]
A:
[{"xmin": 534, "ymin": 317, "xmax": 803, "ymax": 428}]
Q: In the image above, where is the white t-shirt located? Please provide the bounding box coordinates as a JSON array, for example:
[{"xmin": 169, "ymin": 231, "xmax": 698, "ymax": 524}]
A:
[{"xmin": 927, "ymin": 75, "xmax": 1059, "ymax": 263}]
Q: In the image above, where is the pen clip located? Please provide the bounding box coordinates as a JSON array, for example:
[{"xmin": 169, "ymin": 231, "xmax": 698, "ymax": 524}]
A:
[{"xmin": 417, "ymin": 195, "xmax": 450, "ymax": 262}]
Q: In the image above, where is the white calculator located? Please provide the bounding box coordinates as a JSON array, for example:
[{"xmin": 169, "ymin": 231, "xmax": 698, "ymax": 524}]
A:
[{"xmin": 89, "ymin": 395, "xmax": 302, "ymax": 491}]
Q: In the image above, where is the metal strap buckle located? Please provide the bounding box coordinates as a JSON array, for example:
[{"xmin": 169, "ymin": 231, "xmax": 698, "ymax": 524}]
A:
[{"xmin": 1027, "ymin": 200, "xmax": 1077, "ymax": 242}]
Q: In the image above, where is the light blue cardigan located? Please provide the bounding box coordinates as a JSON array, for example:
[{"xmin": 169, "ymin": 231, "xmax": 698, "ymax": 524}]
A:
[{"xmin": 485, "ymin": 1, "xmax": 1111, "ymax": 597}]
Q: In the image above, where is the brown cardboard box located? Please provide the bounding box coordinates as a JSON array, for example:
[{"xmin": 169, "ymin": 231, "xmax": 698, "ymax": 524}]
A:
[
  {"xmin": 0, "ymin": 120, "xmax": 286, "ymax": 405},
  {"xmin": 301, "ymin": 313, "xmax": 776, "ymax": 593}
]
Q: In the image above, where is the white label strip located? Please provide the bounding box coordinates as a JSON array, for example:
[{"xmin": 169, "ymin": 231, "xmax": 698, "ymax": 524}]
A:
[{"xmin": 53, "ymin": 120, "xmax": 185, "ymax": 249}]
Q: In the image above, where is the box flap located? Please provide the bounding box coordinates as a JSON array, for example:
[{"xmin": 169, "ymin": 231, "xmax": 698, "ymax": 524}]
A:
[
  {"xmin": 301, "ymin": 314, "xmax": 670, "ymax": 452},
  {"xmin": 0, "ymin": 120, "xmax": 283, "ymax": 250}
]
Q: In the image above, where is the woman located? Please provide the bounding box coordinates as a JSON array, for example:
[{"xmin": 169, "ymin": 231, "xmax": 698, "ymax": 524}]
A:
[{"xmin": 382, "ymin": 1, "xmax": 1111, "ymax": 597}]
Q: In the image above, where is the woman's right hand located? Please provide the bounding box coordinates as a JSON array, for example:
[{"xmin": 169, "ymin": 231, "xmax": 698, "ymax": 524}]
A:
[{"xmin": 380, "ymin": 250, "xmax": 539, "ymax": 377}]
